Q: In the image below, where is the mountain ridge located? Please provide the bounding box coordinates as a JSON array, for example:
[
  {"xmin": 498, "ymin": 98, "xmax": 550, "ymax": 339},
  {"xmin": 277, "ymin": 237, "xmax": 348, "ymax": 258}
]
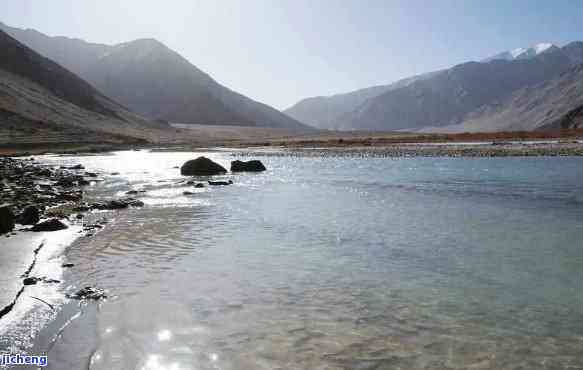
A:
[
  {"xmin": 0, "ymin": 29, "xmax": 176, "ymax": 146},
  {"xmin": 286, "ymin": 41, "xmax": 583, "ymax": 132},
  {"xmin": 0, "ymin": 22, "xmax": 310, "ymax": 130}
]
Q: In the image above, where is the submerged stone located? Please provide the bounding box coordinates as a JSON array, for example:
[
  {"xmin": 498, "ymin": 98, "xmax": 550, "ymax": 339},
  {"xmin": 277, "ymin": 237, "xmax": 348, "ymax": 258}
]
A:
[{"xmin": 208, "ymin": 180, "xmax": 233, "ymax": 186}]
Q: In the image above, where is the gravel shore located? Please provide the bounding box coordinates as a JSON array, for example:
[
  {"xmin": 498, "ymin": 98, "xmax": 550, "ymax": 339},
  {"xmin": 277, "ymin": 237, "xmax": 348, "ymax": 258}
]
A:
[{"xmin": 237, "ymin": 141, "xmax": 583, "ymax": 158}]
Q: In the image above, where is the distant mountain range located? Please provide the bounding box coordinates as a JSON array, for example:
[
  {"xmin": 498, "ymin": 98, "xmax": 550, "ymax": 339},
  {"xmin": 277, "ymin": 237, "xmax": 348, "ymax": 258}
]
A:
[
  {"xmin": 433, "ymin": 63, "xmax": 583, "ymax": 132},
  {"xmin": 0, "ymin": 29, "xmax": 173, "ymax": 146},
  {"xmin": 283, "ymin": 71, "xmax": 442, "ymax": 130},
  {"xmin": 285, "ymin": 42, "xmax": 583, "ymax": 132},
  {"xmin": 0, "ymin": 22, "xmax": 309, "ymax": 131},
  {"xmin": 2, "ymin": 18, "xmax": 582, "ymax": 136}
]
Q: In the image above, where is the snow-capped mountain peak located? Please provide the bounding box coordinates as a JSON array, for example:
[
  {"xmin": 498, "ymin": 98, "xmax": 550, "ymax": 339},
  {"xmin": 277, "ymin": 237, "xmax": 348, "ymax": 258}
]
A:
[{"xmin": 482, "ymin": 42, "xmax": 558, "ymax": 62}]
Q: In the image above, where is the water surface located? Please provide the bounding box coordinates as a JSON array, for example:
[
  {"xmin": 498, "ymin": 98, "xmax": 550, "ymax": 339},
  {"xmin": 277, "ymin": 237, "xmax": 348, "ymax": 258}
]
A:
[{"xmin": 7, "ymin": 151, "xmax": 583, "ymax": 369}]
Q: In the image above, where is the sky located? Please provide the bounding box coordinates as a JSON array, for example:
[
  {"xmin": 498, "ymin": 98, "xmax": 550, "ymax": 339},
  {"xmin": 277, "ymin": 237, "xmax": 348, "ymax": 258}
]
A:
[{"xmin": 2, "ymin": 0, "xmax": 583, "ymax": 110}]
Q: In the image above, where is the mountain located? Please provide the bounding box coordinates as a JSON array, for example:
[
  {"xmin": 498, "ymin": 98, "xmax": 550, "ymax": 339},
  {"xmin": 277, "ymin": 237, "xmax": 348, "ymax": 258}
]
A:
[
  {"xmin": 284, "ymin": 72, "xmax": 440, "ymax": 129},
  {"xmin": 0, "ymin": 22, "xmax": 309, "ymax": 130},
  {"xmin": 335, "ymin": 43, "xmax": 583, "ymax": 131},
  {"xmin": 0, "ymin": 29, "xmax": 170, "ymax": 146},
  {"xmin": 482, "ymin": 43, "xmax": 559, "ymax": 62},
  {"xmin": 434, "ymin": 63, "xmax": 583, "ymax": 132},
  {"xmin": 286, "ymin": 41, "xmax": 583, "ymax": 132}
]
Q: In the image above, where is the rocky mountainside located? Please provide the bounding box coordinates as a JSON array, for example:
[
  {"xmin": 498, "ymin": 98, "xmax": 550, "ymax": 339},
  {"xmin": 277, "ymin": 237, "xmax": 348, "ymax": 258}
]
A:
[
  {"xmin": 286, "ymin": 41, "xmax": 583, "ymax": 132},
  {"xmin": 0, "ymin": 22, "xmax": 309, "ymax": 130},
  {"xmin": 0, "ymin": 29, "xmax": 171, "ymax": 146},
  {"xmin": 438, "ymin": 63, "xmax": 583, "ymax": 132},
  {"xmin": 284, "ymin": 72, "xmax": 440, "ymax": 129},
  {"xmin": 342, "ymin": 47, "xmax": 579, "ymax": 131}
]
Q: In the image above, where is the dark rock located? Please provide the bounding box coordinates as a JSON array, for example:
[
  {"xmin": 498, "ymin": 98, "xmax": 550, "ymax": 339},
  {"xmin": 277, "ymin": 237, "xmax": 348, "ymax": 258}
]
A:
[
  {"xmin": 126, "ymin": 190, "xmax": 139, "ymax": 195},
  {"xmin": 208, "ymin": 180, "xmax": 233, "ymax": 186},
  {"xmin": 62, "ymin": 263, "xmax": 75, "ymax": 268},
  {"xmin": 78, "ymin": 179, "xmax": 91, "ymax": 186},
  {"xmin": 194, "ymin": 183, "xmax": 205, "ymax": 188},
  {"xmin": 111, "ymin": 172, "xmax": 120, "ymax": 175},
  {"xmin": 70, "ymin": 164, "xmax": 84, "ymax": 170},
  {"xmin": 56, "ymin": 177, "xmax": 77, "ymax": 187},
  {"xmin": 67, "ymin": 286, "xmax": 107, "ymax": 300},
  {"xmin": 85, "ymin": 172, "xmax": 98, "ymax": 177},
  {"xmin": 23, "ymin": 277, "xmax": 40, "ymax": 285},
  {"xmin": 230, "ymin": 160, "xmax": 267, "ymax": 172},
  {"xmin": 180, "ymin": 157, "xmax": 227, "ymax": 176},
  {"xmin": 30, "ymin": 218, "xmax": 68, "ymax": 232},
  {"xmin": 54, "ymin": 191, "xmax": 83, "ymax": 201},
  {"xmin": 16, "ymin": 205, "xmax": 40, "ymax": 225},
  {"xmin": 38, "ymin": 168, "xmax": 52, "ymax": 177},
  {"xmin": 72, "ymin": 204, "xmax": 90, "ymax": 212},
  {"xmin": 91, "ymin": 200, "xmax": 127, "ymax": 210},
  {"xmin": 90, "ymin": 198, "xmax": 144, "ymax": 210},
  {"xmin": 183, "ymin": 191, "xmax": 194, "ymax": 195},
  {"xmin": 0, "ymin": 204, "xmax": 15, "ymax": 234}
]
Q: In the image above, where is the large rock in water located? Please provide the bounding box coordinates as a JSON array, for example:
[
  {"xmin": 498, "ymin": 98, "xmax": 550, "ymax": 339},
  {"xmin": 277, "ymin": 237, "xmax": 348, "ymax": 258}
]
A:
[
  {"xmin": 0, "ymin": 204, "xmax": 15, "ymax": 234},
  {"xmin": 180, "ymin": 157, "xmax": 227, "ymax": 176},
  {"xmin": 230, "ymin": 160, "xmax": 267, "ymax": 172}
]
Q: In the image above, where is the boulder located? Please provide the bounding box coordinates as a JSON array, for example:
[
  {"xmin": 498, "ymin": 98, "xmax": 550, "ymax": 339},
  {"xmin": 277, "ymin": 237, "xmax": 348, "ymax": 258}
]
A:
[
  {"xmin": 194, "ymin": 183, "xmax": 205, "ymax": 188},
  {"xmin": 30, "ymin": 218, "xmax": 68, "ymax": 232},
  {"xmin": 23, "ymin": 277, "xmax": 40, "ymax": 285},
  {"xmin": 16, "ymin": 205, "xmax": 40, "ymax": 225},
  {"xmin": 0, "ymin": 204, "xmax": 15, "ymax": 234},
  {"xmin": 180, "ymin": 157, "xmax": 227, "ymax": 176},
  {"xmin": 230, "ymin": 160, "xmax": 266, "ymax": 172}
]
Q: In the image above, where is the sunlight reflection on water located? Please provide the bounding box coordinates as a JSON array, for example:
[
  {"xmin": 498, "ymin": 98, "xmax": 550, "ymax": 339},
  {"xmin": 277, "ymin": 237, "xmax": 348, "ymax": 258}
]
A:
[{"xmin": 19, "ymin": 151, "xmax": 583, "ymax": 369}]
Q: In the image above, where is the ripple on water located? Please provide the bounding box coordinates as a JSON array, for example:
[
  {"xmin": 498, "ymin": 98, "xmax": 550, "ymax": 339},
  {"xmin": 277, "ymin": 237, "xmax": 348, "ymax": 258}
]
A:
[{"xmin": 18, "ymin": 152, "xmax": 583, "ymax": 369}]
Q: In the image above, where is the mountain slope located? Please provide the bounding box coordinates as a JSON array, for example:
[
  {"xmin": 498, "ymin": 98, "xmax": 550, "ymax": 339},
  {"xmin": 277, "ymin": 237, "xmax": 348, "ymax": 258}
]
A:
[
  {"xmin": 438, "ymin": 64, "xmax": 583, "ymax": 132},
  {"xmin": 0, "ymin": 29, "xmax": 170, "ymax": 146},
  {"xmin": 84, "ymin": 39, "xmax": 252, "ymax": 125},
  {"xmin": 0, "ymin": 23, "xmax": 309, "ymax": 130},
  {"xmin": 338, "ymin": 45, "xmax": 583, "ymax": 131},
  {"xmin": 286, "ymin": 41, "xmax": 583, "ymax": 132},
  {"xmin": 284, "ymin": 72, "xmax": 440, "ymax": 129}
]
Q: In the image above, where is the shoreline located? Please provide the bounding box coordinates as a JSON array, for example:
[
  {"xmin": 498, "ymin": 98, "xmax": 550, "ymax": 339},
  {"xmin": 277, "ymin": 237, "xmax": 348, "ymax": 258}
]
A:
[
  {"xmin": 2, "ymin": 127, "xmax": 583, "ymax": 158},
  {"xmin": 0, "ymin": 156, "xmax": 142, "ymax": 354},
  {"xmin": 237, "ymin": 141, "xmax": 583, "ymax": 158}
]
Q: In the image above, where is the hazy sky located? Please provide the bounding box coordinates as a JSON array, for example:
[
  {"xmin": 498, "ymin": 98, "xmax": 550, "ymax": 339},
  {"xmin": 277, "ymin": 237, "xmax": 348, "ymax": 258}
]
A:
[{"xmin": 3, "ymin": 0, "xmax": 583, "ymax": 110}]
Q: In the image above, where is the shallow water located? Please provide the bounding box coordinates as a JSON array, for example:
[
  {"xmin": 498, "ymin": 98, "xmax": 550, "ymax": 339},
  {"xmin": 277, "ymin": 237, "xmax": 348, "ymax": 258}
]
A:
[{"xmin": 4, "ymin": 150, "xmax": 583, "ymax": 369}]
